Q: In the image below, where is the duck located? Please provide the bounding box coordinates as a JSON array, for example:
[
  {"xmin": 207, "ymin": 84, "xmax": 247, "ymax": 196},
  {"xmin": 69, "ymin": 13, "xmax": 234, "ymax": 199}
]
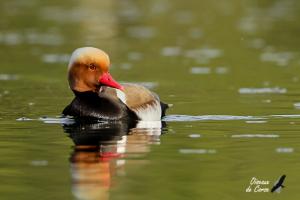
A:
[{"xmin": 63, "ymin": 47, "xmax": 169, "ymax": 122}]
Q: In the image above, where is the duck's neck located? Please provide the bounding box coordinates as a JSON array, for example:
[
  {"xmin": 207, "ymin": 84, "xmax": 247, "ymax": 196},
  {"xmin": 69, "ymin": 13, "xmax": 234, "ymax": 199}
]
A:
[{"xmin": 72, "ymin": 90, "xmax": 99, "ymax": 97}]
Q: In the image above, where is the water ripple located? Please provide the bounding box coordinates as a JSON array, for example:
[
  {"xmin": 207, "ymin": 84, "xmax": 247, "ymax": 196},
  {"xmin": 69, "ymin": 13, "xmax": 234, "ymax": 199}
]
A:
[
  {"xmin": 0, "ymin": 74, "xmax": 19, "ymax": 81},
  {"xmin": 16, "ymin": 114, "xmax": 300, "ymax": 124},
  {"xmin": 179, "ymin": 149, "xmax": 216, "ymax": 154},
  {"xmin": 239, "ymin": 87, "xmax": 287, "ymax": 94},
  {"xmin": 163, "ymin": 115, "xmax": 264, "ymax": 122},
  {"xmin": 276, "ymin": 147, "xmax": 294, "ymax": 153},
  {"xmin": 232, "ymin": 134, "xmax": 279, "ymax": 138}
]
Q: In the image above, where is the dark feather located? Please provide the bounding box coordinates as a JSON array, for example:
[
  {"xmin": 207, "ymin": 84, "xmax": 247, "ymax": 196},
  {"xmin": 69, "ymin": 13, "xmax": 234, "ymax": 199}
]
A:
[
  {"xmin": 160, "ymin": 101, "xmax": 169, "ymax": 118},
  {"xmin": 63, "ymin": 91, "xmax": 138, "ymax": 121},
  {"xmin": 271, "ymin": 175, "xmax": 286, "ymax": 193}
]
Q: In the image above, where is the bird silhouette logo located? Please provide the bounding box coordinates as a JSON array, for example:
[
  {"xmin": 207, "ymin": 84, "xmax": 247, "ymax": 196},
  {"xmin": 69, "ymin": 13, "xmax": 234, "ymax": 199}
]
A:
[{"xmin": 271, "ymin": 175, "xmax": 286, "ymax": 193}]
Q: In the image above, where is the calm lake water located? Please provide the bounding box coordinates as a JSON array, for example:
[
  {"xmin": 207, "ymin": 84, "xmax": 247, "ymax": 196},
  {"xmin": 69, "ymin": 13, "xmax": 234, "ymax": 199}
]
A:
[{"xmin": 1, "ymin": 0, "xmax": 300, "ymax": 199}]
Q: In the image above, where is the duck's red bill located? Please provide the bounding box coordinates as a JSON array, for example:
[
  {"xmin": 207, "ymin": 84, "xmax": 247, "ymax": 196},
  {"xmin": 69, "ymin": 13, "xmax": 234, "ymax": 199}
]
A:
[{"xmin": 98, "ymin": 72, "xmax": 124, "ymax": 91}]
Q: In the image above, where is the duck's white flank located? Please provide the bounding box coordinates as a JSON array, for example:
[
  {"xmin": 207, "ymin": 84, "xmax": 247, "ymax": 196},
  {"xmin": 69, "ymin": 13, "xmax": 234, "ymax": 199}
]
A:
[
  {"xmin": 133, "ymin": 100, "xmax": 162, "ymax": 121},
  {"xmin": 115, "ymin": 87, "xmax": 162, "ymax": 121},
  {"xmin": 136, "ymin": 121, "xmax": 162, "ymax": 129}
]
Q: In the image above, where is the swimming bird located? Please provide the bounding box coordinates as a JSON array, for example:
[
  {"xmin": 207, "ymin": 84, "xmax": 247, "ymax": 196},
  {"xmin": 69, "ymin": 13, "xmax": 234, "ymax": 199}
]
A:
[{"xmin": 63, "ymin": 47, "xmax": 169, "ymax": 122}]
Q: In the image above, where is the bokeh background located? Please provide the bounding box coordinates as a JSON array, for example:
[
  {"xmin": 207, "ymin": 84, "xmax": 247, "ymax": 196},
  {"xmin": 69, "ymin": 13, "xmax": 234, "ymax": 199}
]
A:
[{"xmin": 1, "ymin": 0, "xmax": 300, "ymax": 199}]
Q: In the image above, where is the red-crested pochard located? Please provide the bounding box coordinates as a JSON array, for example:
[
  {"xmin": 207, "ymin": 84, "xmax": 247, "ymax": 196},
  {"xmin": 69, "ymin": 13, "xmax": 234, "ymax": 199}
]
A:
[{"xmin": 63, "ymin": 47, "xmax": 169, "ymax": 121}]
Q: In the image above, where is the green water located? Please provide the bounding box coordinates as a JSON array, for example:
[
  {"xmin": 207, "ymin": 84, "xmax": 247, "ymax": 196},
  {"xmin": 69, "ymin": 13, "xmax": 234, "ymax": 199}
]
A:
[{"xmin": 1, "ymin": 0, "xmax": 300, "ymax": 199}]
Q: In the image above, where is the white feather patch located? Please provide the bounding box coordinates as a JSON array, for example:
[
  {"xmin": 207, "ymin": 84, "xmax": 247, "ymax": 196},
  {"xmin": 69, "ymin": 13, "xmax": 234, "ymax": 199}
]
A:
[
  {"xmin": 136, "ymin": 121, "xmax": 162, "ymax": 129},
  {"xmin": 116, "ymin": 89, "xmax": 127, "ymax": 104},
  {"xmin": 133, "ymin": 100, "xmax": 162, "ymax": 121},
  {"xmin": 68, "ymin": 47, "xmax": 90, "ymax": 69},
  {"xmin": 68, "ymin": 47, "xmax": 109, "ymax": 70}
]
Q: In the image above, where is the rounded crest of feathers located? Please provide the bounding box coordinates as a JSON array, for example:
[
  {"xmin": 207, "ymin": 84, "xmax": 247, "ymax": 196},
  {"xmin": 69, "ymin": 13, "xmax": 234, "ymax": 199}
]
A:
[{"xmin": 68, "ymin": 47, "xmax": 110, "ymax": 70}]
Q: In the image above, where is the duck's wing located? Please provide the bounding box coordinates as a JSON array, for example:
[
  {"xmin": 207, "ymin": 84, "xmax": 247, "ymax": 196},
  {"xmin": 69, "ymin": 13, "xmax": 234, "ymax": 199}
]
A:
[{"xmin": 104, "ymin": 83, "xmax": 168, "ymax": 120}]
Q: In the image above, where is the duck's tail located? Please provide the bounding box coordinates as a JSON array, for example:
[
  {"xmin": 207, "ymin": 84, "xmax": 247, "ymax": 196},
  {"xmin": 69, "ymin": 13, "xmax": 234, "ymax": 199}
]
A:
[{"xmin": 160, "ymin": 101, "xmax": 171, "ymax": 118}]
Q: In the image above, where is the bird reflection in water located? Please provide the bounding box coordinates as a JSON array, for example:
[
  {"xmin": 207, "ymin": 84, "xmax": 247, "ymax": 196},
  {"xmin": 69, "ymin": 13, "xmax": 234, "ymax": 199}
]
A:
[{"xmin": 63, "ymin": 120, "xmax": 165, "ymax": 200}]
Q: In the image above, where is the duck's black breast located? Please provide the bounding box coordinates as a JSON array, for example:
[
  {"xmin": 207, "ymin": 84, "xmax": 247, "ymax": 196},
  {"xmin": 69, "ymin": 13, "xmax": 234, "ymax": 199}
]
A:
[{"xmin": 62, "ymin": 91, "xmax": 138, "ymax": 121}]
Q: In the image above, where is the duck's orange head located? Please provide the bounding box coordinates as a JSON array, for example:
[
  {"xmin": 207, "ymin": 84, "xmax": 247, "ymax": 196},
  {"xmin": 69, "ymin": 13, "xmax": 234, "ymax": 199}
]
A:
[{"xmin": 68, "ymin": 47, "xmax": 124, "ymax": 93}]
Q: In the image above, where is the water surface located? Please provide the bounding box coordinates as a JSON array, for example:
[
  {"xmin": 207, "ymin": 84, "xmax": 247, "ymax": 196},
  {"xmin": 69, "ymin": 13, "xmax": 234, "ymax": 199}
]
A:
[{"xmin": 1, "ymin": 0, "xmax": 300, "ymax": 199}]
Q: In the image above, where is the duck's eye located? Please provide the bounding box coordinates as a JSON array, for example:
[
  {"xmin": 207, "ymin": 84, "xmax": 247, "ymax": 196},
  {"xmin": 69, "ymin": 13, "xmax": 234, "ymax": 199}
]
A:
[{"xmin": 88, "ymin": 63, "xmax": 96, "ymax": 70}]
